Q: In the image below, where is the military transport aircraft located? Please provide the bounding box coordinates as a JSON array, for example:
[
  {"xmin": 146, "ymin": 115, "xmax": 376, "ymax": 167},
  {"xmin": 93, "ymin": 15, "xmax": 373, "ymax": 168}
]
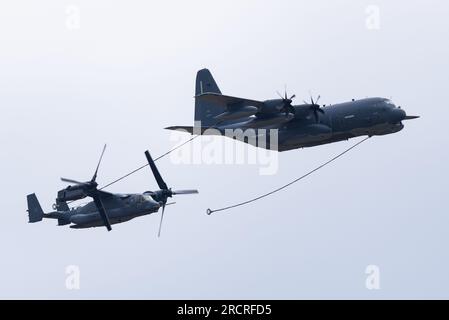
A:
[
  {"xmin": 166, "ymin": 69, "xmax": 419, "ymax": 151},
  {"xmin": 26, "ymin": 146, "xmax": 198, "ymax": 234}
]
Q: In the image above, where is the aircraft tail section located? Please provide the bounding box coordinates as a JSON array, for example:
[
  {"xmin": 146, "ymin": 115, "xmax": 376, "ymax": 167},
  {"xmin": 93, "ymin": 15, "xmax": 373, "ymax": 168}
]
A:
[
  {"xmin": 164, "ymin": 126, "xmax": 218, "ymax": 135},
  {"xmin": 194, "ymin": 69, "xmax": 224, "ymax": 127},
  {"xmin": 195, "ymin": 68, "xmax": 221, "ymax": 96},
  {"xmin": 55, "ymin": 199, "xmax": 70, "ymax": 212},
  {"xmin": 27, "ymin": 193, "xmax": 44, "ymax": 223},
  {"xmin": 166, "ymin": 68, "xmax": 255, "ymax": 131}
]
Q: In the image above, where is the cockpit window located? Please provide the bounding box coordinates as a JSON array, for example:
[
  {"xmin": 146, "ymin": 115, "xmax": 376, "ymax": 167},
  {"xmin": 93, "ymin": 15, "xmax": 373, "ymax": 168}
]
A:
[{"xmin": 384, "ymin": 99, "xmax": 395, "ymax": 107}]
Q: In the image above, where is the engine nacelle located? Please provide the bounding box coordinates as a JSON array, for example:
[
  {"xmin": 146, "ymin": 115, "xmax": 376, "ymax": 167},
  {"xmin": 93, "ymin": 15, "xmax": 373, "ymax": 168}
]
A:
[
  {"xmin": 292, "ymin": 104, "xmax": 314, "ymax": 119},
  {"xmin": 56, "ymin": 186, "xmax": 86, "ymax": 202},
  {"xmin": 258, "ymin": 99, "xmax": 285, "ymax": 114}
]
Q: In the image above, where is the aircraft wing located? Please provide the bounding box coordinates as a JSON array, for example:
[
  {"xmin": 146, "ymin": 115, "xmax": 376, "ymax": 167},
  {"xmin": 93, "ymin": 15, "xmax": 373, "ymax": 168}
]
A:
[{"xmin": 196, "ymin": 93, "xmax": 264, "ymax": 111}]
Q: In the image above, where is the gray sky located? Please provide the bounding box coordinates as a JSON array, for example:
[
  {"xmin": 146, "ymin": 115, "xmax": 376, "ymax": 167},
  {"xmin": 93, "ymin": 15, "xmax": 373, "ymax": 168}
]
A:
[{"xmin": 0, "ymin": 0, "xmax": 448, "ymax": 299}]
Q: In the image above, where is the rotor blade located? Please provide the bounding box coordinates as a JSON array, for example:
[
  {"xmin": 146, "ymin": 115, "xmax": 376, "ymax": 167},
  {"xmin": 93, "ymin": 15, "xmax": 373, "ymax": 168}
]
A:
[
  {"xmin": 313, "ymin": 110, "xmax": 319, "ymax": 123},
  {"xmin": 290, "ymin": 94, "xmax": 296, "ymax": 100},
  {"xmin": 61, "ymin": 178, "xmax": 85, "ymax": 185},
  {"xmin": 172, "ymin": 189, "xmax": 199, "ymax": 195},
  {"xmin": 145, "ymin": 150, "xmax": 168, "ymax": 190},
  {"xmin": 92, "ymin": 144, "xmax": 107, "ymax": 182},
  {"xmin": 92, "ymin": 194, "xmax": 112, "ymax": 231},
  {"xmin": 315, "ymin": 95, "xmax": 321, "ymax": 104},
  {"xmin": 276, "ymin": 91, "xmax": 283, "ymax": 99},
  {"xmin": 157, "ymin": 203, "xmax": 166, "ymax": 238}
]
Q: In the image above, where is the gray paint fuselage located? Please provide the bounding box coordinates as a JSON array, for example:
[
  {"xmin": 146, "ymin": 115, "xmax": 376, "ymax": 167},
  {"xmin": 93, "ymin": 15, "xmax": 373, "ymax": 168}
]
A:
[
  {"xmin": 208, "ymin": 97, "xmax": 408, "ymax": 151},
  {"xmin": 51, "ymin": 194, "xmax": 160, "ymax": 229}
]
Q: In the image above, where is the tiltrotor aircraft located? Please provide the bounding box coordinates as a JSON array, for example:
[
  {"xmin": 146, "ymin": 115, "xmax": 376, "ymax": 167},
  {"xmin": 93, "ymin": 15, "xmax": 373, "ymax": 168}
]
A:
[
  {"xmin": 26, "ymin": 146, "xmax": 198, "ymax": 234},
  {"xmin": 166, "ymin": 69, "xmax": 419, "ymax": 151}
]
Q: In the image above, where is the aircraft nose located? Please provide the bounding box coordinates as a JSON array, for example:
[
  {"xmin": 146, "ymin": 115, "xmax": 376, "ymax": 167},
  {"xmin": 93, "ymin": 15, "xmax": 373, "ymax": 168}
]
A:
[
  {"xmin": 389, "ymin": 108, "xmax": 406, "ymax": 123},
  {"xmin": 146, "ymin": 200, "xmax": 160, "ymax": 211}
]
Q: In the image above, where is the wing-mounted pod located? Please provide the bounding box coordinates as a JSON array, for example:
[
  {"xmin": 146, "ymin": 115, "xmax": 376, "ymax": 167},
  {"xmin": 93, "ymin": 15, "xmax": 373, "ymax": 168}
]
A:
[
  {"xmin": 257, "ymin": 99, "xmax": 286, "ymax": 115},
  {"xmin": 194, "ymin": 93, "xmax": 261, "ymax": 123},
  {"xmin": 291, "ymin": 95, "xmax": 326, "ymax": 123},
  {"xmin": 56, "ymin": 184, "xmax": 90, "ymax": 203},
  {"xmin": 214, "ymin": 105, "xmax": 259, "ymax": 122},
  {"xmin": 258, "ymin": 90, "xmax": 296, "ymax": 116},
  {"xmin": 213, "ymin": 91, "xmax": 297, "ymax": 122}
]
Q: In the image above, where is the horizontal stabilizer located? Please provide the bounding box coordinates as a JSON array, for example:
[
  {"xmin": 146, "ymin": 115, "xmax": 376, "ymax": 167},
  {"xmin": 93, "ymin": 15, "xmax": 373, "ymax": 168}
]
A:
[
  {"xmin": 165, "ymin": 126, "xmax": 213, "ymax": 134},
  {"xmin": 165, "ymin": 126, "xmax": 195, "ymax": 133}
]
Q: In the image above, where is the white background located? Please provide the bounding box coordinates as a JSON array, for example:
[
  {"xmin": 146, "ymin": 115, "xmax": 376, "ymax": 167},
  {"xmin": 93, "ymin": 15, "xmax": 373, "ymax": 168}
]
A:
[{"xmin": 0, "ymin": 0, "xmax": 447, "ymax": 298}]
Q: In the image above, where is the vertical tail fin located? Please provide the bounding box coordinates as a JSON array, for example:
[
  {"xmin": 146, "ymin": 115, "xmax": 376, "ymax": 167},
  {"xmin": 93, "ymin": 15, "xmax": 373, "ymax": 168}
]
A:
[
  {"xmin": 194, "ymin": 69, "xmax": 224, "ymax": 127},
  {"xmin": 195, "ymin": 68, "xmax": 221, "ymax": 96},
  {"xmin": 27, "ymin": 193, "xmax": 44, "ymax": 223}
]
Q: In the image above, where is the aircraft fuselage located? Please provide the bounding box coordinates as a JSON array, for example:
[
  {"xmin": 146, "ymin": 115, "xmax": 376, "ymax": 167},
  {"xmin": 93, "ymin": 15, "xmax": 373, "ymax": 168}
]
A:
[
  {"xmin": 208, "ymin": 97, "xmax": 410, "ymax": 151},
  {"xmin": 48, "ymin": 193, "xmax": 160, "ymax": 229}
]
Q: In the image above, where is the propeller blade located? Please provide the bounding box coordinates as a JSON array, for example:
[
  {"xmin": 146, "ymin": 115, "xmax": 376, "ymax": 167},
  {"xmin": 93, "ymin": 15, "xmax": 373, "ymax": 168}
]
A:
[
  {"xmin": 91, "ymin": 144, "xmax": 107, "ymax": 182},
  {"xmin": 313, "ymin": 110, "xmax": 319, "ymax": 123},
  {"xmin": 317, "ymin": 108, "xmax": 325, "ymax": 114},
  {"xmin": 145, "ymin": 150, "xmax": 168, "ymax": 190},
  {"xmin": 276, "ymin": 91, "xmax": 283, "ymax": 99},
  {"xmin": 92, "ymin": 194, "xmax": 112, "ymax": 231},
  {"xmin": 172, "ymin": 189, "xmax": 199, "ymax": 195},
  {"xmin": 290, "ymin": 94, "xmax": 296, "ymax": 100},
  {"xmin": 157, "ymin": 203, "xmax": 166, "ymax": 237},
  {"xmin": 61, "ymin": 178, "xmax": 85, "ymax": 185},
  {"xmin": 315, "ymin": 95, "xmax": 321, "ymax": 105}
]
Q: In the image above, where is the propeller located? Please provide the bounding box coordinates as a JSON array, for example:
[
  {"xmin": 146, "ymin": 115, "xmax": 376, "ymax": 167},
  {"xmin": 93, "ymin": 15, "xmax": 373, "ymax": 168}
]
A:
[
  {"xmin": 303, "ymin": 93, "xmax": 325, "ymax": 123},
  {"xmin": 277, "ymin": 86, "xmax": 296, "ymax": 116},
  {"xmin": 144, "ymin": 150, "xmax": 198, "ymax": 237},
  {"xmin": 157, "ymin": 203, "xmax": 166, "ymax": 238},
  {"xmin": 172, "ymin": 190, "xmax": 199, "ymax": 195},
  {"xmin": 60, "ymin": 144, "xmax": 112, "ymax": 231},
  {"xmin": 60, "ymin": 178, "xmax": 86, "ymax": 185},
  {"xmin": 91, "ymin": 144, "xmax": 106, "ymax": 183}
]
